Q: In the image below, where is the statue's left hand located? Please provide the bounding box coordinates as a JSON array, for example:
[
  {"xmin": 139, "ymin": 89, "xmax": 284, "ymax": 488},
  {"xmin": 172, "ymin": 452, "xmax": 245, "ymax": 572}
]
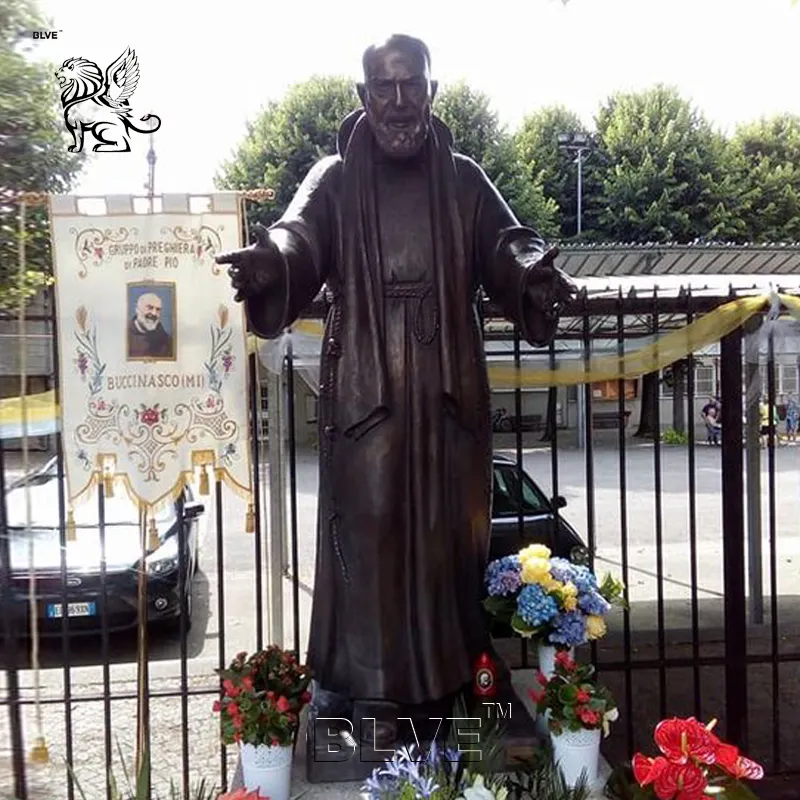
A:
[{"xmin": 523, "ymin": 246, "xmax": 578, "ymax": 322}]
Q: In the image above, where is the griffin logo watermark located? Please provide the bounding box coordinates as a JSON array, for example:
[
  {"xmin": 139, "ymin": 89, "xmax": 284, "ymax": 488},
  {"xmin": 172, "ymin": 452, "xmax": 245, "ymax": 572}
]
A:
[{"xmin": 55, "ymin": 47, "xmax": 161, "ymax": 153}]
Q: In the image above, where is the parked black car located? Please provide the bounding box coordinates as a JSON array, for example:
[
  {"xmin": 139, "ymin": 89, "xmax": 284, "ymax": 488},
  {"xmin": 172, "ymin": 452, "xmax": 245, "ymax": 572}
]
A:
[
  {"xmin": 3, "ymin": 457, "xmax": 204, "ymax": 636},
  {"xmin": 489, "ymin": 453, "xmax": 587, "ymax": 562}
]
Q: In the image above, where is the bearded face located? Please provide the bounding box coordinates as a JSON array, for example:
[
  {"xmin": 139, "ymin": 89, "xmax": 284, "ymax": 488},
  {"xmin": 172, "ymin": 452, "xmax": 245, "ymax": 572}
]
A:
[
  {"xmin": 358, "ymin": 46, "xmax": 436, "ymax": 161},
  {"xmin": 135, "ymin": 294, "xmax": 162, "ymax": 332}
]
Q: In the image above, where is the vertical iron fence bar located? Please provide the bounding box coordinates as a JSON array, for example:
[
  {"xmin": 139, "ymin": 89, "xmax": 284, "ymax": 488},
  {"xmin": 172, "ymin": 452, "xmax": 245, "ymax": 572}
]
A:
[
  {"xmin": 177, "ymin": 501, "xmax": 190, "ymax": 800},
  {"xmin": 766, "ymin": 330, "xmax": 780, "ymax": 770},
  {"xmin": 581, "ymin": 295, "xmax": 597, "ymax": 667},
  {"xmin": 684, "ymin": 288, "xmax": 702, "ymax": 719},
  {"xmin": 98, "ymin": 483, "xmax": 113, "ymax": 800},
  {"xmin": 249, "ymin": 354, "xmax": 264, "ymax": 651},
  {"xmin": 285, "ymin": 343, "xmax": 301, "ymax": 658},
  {"xmin": 616, "ymin": 289, "xmax": 634, "ymax": 752},
  {"xmin": 549, "ymin": 340, "xmax": 560, "ymax": 553},
  {"xmin": 651, "ymin": 291, "xmax": 667, "ymax": 719},
  {"xmin": 215, "ymin": 477, "xmax": 228, "ymax": 790},
  {"xmin": 513, "ymin": 327, "xmax": 528, "ymax": 669},
  {"xmin": 0, "ymin": 437, "xmax": 26, "ymax": 800},
  {"xmin": 719, "ymin": 290, "xmax": 747, "ymax": 750},
  {"xmin": 50, "ymin": 285, "xmax": 75, "ymax": 800}
]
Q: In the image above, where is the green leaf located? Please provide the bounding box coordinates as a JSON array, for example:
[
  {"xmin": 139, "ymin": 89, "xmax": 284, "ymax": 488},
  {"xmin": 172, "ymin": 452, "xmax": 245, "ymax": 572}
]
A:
[{"xmin": 510, "ymin": 613, "xmax": 537, "ymax": 636}]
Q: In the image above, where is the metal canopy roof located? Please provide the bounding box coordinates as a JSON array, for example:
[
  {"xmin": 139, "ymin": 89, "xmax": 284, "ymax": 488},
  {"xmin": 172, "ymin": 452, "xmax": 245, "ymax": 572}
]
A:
[{"xmin": 558, "ymin": 243, "xmax": 800, "ymax": 278}]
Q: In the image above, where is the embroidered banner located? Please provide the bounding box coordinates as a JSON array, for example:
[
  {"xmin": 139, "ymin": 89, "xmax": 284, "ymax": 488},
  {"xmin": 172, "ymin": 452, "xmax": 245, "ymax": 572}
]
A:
[{"xmin": 49, "ymin": 193, "xmax": 252, "ymax": 514}]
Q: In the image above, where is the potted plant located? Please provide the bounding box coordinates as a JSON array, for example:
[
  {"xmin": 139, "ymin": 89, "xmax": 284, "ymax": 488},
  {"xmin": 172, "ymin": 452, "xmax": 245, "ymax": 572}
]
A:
[
  {"xmin": 213, "ymin": 646, "xmax": 312, "ymax": 800},
  {"xmin": 483, "ymin": 545, "xmax": 626, "ymax": 677},
  {"xmin": 529, "ymin": 651, "xmax": 618, "ymax": 789},
  {"xmin": 618, "ymin": 716, "xmax": 764, "ymax": 799}
]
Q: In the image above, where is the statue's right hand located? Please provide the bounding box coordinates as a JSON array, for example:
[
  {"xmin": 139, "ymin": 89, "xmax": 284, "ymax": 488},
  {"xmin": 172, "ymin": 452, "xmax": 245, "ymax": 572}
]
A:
[{"xmin": 215, "ymin": 223, "xmax": 281, "ymax": 303}]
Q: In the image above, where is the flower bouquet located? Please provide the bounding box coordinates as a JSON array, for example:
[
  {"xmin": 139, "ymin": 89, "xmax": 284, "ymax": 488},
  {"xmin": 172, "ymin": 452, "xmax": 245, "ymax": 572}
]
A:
[
  {"xmin": 629, "ymin": 717, "xmax": 763, "ymax": 799},
  {"xmin": 483, "ymin": 544, "xmax": 626, "ymax": 648},
  {"xmin": 213, "ymin": 646, "xmax": 312, "ymax": 800},
  {"xmin": 529, "ymin": 651, "xmax": 618, "ymax": 788},
  {"xmin": 362, "ymin": 741, "xmax": 509, "ymax": 800}
]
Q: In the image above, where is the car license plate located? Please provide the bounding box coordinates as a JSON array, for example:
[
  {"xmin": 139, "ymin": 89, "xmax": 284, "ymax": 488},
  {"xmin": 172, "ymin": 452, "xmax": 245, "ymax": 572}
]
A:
[{"xmin": 46, "ymin": 602, "xmax": 97, "ymax": 619}]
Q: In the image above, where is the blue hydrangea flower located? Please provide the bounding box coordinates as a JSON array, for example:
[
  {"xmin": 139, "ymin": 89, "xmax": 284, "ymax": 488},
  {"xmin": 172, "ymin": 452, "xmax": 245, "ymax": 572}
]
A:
[
  {"xmin": 517, "ymin": 583, "xmax": 559, "ymax": 627},
  {"xmin": 578, "ymin": 589, "xmax": 611, "ymax": 616},
  {"xmin": 549, "ymin": 610, "xmax": 587, "ymax": 646},
  {"xmin": 485, "ymin": 555, "xmax": 522, "ymax": 596},
  {"xmin": 571, "ymin": 564, "xmax": 599, "ymax": 593},
  {"xmin": 549, "ymin": 557, "xmax": 577, "ymax": 584}
]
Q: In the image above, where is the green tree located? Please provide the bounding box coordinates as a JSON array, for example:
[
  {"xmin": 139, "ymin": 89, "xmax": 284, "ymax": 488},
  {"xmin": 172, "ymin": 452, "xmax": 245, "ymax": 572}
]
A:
[
  {"xmin": 214, "ymin": 75, "xmax": 358, "ymax": 229},
  {"xmin": 434, "ymin": 82, "xmax": 558, "ymax": 237},
  {"xmin": 0, "ymin": 0, "xmax": 85, "ymax": 310},
  {"xmin": 728, "ymin": 114, "xmax": 800, "ymax": 242},
  {"xmin": 592, "ymin": 84, "xmax": 741, "ymax": 243},
  {"xmin": 515, "ymin": 105, "xmax": 597, "ymax": 240}
]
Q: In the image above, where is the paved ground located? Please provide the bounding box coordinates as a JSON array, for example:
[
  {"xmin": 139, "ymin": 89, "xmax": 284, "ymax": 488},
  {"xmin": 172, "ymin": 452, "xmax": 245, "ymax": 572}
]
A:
[{"xmin": 1, "ymin": 439, "xmax": 799, "ymax": 798}]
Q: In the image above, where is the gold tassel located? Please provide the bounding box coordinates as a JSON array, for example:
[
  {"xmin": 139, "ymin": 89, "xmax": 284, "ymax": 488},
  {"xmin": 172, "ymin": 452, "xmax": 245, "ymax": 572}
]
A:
[
  {"xmin": 148, "ymin": 518, "xmax": 160, "ymax": 551},
  {"xmin": 103, "ymin": 471, "xmax": 114, "ymax": 497},
  {"xmin": 245, "ymin": 502, "xmax": 255, "ymax": 533},
  {"xmin": 29, "ymin": 735, "xmax": 49, "ymax": 764},
  {"xmin": 66, "ymin": 509, "xmax": 76, "ymax": 542},
  {"xmin": 199, "ymin": 465, "xmax": 209, "ymax": 496}
]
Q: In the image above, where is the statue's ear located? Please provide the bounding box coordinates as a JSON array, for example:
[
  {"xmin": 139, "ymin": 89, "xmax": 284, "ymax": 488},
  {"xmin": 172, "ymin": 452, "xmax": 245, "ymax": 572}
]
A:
[
  {"xmin": 430, "ymin": 80, "xmax": 438, "ymax": 103},
  {"xmin": 356, "ymin": 82, "xmax": 368, "ymax": 108}
]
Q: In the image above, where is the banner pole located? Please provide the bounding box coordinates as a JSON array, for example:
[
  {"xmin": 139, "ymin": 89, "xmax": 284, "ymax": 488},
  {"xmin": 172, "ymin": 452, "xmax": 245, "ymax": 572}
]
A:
[{"xmin": 135, "ymin": 506, "xmax": 151, "ymax": 787}]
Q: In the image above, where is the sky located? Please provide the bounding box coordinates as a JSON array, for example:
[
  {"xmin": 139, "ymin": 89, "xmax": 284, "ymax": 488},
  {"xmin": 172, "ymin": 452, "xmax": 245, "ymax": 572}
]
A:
[{"xmin": 31, "ymin": 0, "xmax": 800, "ymax": 199}]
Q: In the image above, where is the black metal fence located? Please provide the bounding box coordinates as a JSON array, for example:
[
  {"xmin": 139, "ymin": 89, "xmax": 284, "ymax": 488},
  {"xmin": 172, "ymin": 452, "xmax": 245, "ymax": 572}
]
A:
[{"xmin": 2, "ymin": 286, "xmax": 800, "ymax": 799}]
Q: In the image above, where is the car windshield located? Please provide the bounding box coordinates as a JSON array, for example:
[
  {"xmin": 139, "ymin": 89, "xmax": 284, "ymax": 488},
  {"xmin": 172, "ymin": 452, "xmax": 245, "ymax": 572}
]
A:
[
  {"xmin": 492, "ymin": 464, "xmax": 550, "ymax": 517},
  {"xmin": 6, "ymin": 460, "xmax": 175, "ymax": 528}
]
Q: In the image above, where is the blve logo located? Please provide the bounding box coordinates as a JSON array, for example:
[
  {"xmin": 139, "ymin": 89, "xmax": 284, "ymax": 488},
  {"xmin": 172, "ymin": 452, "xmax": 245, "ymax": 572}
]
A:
[{"xmin": 19, "ymin": 29, "xmax": 63, "ymax": 39}]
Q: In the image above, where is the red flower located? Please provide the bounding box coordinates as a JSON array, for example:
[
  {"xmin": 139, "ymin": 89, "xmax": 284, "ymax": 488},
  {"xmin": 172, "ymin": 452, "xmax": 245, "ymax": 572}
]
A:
[
  {"xmin": 632, "ymin": 753, "xmax": 669, "ymax": 786},
  {"xmin": 139, "ymin": 407, "xmax": 160, "ymax": 426},
  {"xmin": 233, "ymin": 716, "xmax": 243, "ymax": 730},
  {"xmin": 535, "ymin": 670, "xmax": 548, "ymax": 687},
  {"xmin": 576, "ymin": 689, "xmax": 591, "ymax": 703},
  {"xmin": 301, "ymin": 691, "xmax": 312, "ymax": 704},
  {"xmin": 708, "ymin": 731, "xmax": 764, "ymax": 780},
  {"xmin": 241, "ymin": 676, "xmax": 254, "ymax": 692},
  {"xmin": 223, "ymin": 679, "xmax": 237, "ymax": 697},
  {"xmin": 577, "ymin": 707, "xmax": 600, "ymax": 726},
  {"xmin": 276, "ymin": 696, "xmax": 291, "ymax": 713},
  {"xmin": 654, "ymin": 717, "xmax": 716, "ymax": 765},
  {"xmin": 653, "ymin": 760, "xmax": 707, "ymax": 800},
  {"xmin": 227, "ymin": 702, "xmax": 240, "ymax": 717},
  {"xmin": 528, "ymin": 687, "xmax": 545, "ymax": 704},
  {"xmin": 212, "ymin": 700, "xmax": 221, "ymax": 713},
  {"xmin": 555, "ymin": 651, "xmax": 576, "ymax": 671}
]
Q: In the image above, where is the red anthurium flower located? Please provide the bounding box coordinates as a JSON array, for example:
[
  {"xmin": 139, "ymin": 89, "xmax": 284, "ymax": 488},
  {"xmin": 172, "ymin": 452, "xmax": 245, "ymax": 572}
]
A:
[
  {"xmin": 653, "ymin": 760, "xmax": 708, "ymax": 800},
  {"xmin": 576, "ymin": 689, "xmax": 591, "ymax": 703},
  {"xmin": 727, "ymin": 755, "xmax": 764, "ymax": 781},
  {"xmin": 528, "ymin": 687, "xmax": 545, "ymax": 704},
  {"xmin": 535, "ymin": 670, "xmax": 548, "ymax": 687},
  {"xmin": 276, "ymin": 695, "xmax": 291, "ymax": 713},
  {"xmin": 241, "ymin": 676, "xmax": 254, "ymax": 692},
  {"xmin": 577, "ymin": 707, "xmax": 601, "ymax": 726},
  {"xmin": 632, "ymin": 753, "xmax": 668, "ymax": 786},
  {"xmin": 654, "ymin": 717, "xmax": 716, "ymax": 765},
  {"xmin": 555, "ymin": 651, "xmax": 576, "ymax": 671}
]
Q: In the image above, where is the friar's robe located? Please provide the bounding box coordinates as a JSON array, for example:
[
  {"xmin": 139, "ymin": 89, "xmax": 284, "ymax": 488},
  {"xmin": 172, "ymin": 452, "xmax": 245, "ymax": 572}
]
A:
[{"xmin": 246, "ymin": 110, "xmax": 557, "ymax": 706}]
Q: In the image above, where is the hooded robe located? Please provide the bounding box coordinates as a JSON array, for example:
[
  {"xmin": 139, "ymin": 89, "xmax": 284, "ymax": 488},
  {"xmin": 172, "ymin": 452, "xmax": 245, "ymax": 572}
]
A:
[{"xmin": 246, "ymin": 110, "xmax": 557, "ymax": 706}]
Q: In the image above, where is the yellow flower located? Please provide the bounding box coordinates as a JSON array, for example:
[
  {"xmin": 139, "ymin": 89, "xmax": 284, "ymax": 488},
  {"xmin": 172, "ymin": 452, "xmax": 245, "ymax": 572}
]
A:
[
  {"xmin": 519, "ymin": 544, "xmax": 551, "ymax": 563},
  {"xmin": 520, "ymin": 557, "xmax": 551, "ymax": 585},
  {"xmin": 563, "ymin": 595, "xmax": 578, "ymax": 612},
  {"xmin": 561, "ymin": 581, "xmax": 578, "ymax": 598},
  {"xmin": 540, "ymin": 574, "xmax": 563, "ymax": 593},
  {"xmin": 586, "ymin": 615, "xmax": 607, "ymax": 640}
]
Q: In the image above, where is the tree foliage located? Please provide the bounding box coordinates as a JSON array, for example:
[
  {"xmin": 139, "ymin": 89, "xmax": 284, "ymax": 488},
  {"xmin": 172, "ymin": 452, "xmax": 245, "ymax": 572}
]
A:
[
  {"xmin": 0, "ymin": 0, "xmax": 86, "ymax": 310},
  {"xmin": 728, "ymin": 114, "xmax": 800, "ymax": 242},
  {"xmin": 515, "ymin": 105, "xmax": 597, "ymax": 240},
  {"xmin": 214, "ymin": 75, "xmax": 358, "ymax": 229},
  {"xmin": 592, "ymin": 84, "xmax": 741, "ymax": 244}
]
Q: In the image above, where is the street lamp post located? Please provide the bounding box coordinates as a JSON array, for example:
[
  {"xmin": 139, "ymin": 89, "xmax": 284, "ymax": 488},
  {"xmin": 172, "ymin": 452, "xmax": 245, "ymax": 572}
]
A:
[{"xmin": 557, "ymin": 132, "xmax": 593, "ymax": 237}]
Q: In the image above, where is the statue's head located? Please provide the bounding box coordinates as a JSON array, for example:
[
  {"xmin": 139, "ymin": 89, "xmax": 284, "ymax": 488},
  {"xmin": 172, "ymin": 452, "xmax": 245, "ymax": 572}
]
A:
[{"xmin": 357, "ymin": 34, "xmax": 438, "ymax": 160}]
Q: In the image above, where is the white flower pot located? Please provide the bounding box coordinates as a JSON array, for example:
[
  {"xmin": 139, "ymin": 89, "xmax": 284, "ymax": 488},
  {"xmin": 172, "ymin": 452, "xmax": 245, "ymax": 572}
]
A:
[
  {"xmin": 240, "ymin": 742, "xmax": 293, "ymax": 800},
  {"xmin": 537, "ymin": 643, "xmax": 575, "ymax": 679},
  {"xmin": 551, "ymin": 726, "xmax": 601, "ymax": 788}
]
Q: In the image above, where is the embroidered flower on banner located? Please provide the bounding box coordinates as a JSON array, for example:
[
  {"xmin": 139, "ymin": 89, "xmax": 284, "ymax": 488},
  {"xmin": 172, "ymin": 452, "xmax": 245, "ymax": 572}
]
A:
[{"xmin": 136, "ymin": 403, "xmax": 166, "ymax": 427}]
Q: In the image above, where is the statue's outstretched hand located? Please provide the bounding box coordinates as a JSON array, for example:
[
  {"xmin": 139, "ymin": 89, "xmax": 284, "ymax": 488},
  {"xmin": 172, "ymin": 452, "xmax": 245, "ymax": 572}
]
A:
[
  {"xmin": 215, "ymin": 223, "xmax": 282, "ymax": 303},
  {"xmin": 524, "ymin": 246, "xmax": 578, "ymax": 321}
]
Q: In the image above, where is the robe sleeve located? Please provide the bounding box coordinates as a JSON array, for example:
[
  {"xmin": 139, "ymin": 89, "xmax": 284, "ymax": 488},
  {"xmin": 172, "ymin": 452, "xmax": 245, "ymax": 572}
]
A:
[
  {"xmin": 467, "ymin": 158, "xmax": 558, "ymax": 348},
  {"xmin": 245, "ymin": 156, "xmax": 336, "ymax": 339}
]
